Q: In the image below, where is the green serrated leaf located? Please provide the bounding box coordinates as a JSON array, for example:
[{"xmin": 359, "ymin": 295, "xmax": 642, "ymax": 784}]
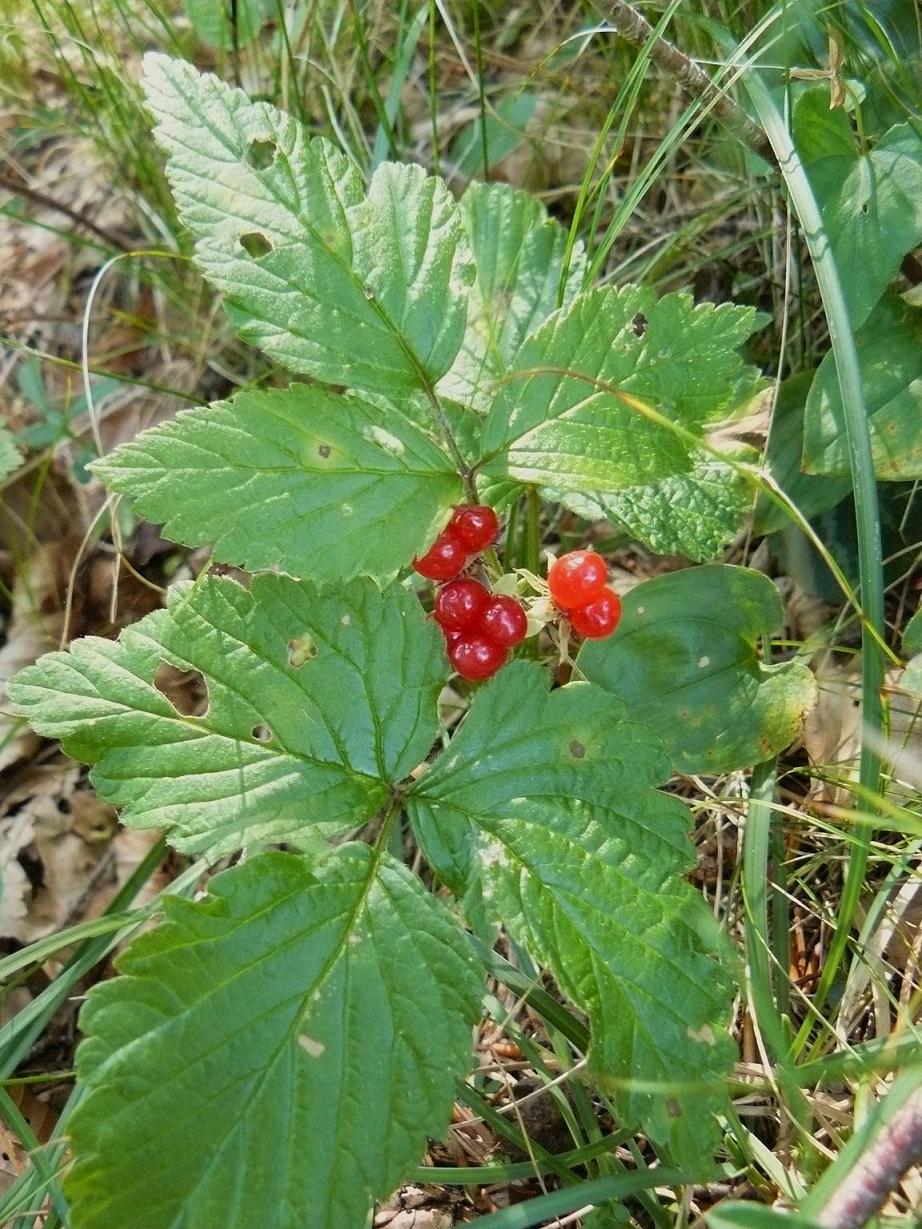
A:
[
  {"xmin": 794, "ymin": 89, "xmax": 922, "ymax": 328},
  {"xmin": 66, "ymin": 846, "xmax": 482, "ymax": 1229},
  {"xmin": 408, "ymin": 663, "xmax": 734, "ymax": 1165},
  {"xmin": 803, "ymin": 295, "xmax": 922, "ymax": 479},
  {"xmin": 440, "ymin": 181, "xmax": 585, "ymax": 409},
  {"xmin": 7, "ymin": 576, "xmax": 445, "ymax": 853},
  {"xmin": 142, "ymin": 55, "xmax": 473, "ymax": 394},
  {"xmin": 552, "ymin": 450, "xmax": 754, "ymax": 560},
  {"xmin": 479, "ymin": 286, "xmax": 761, "ymax": 492},
  {"xmin": 578, "ymin": 566, "xmax": 816, "ymax": 773},
  {"xmin": 184, "ymin": 0, "xmax": 273, "ymax": 49},
  {"xmin": 0, "ymin": 425, "xmax": 23, "ymax": 480},
  {"xmin": 93, "ymin": 385, "xmax": 462, "ymax": 583}
]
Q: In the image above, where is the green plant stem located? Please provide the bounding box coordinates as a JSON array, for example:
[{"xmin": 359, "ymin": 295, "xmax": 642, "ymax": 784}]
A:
[
  {"xmin": 742, "ymin": 759, "xmax": 789, "ymax": 1058},
  {"xmin": 742, "ymin": 71, "xmax": 886, "ymax": 1053},
  {"xmin": 524, "ymin": 486, "xmax": 541, "ymax": 574}
]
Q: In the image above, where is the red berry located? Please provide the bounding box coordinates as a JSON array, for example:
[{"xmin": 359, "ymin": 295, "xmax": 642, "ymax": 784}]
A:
[
  {"xmin": 568, "ymin": 587, "xmax": 622, "ymax": 639},
  {"xmin": 547, "ymin": 550, "xmax": 608, "ymax": 611},
  {"xmin": 481, "ymin": 595, "xmax": 528, "ymax": 648},
  {"xmin": 449, "ymin": 634, "xmax": 508, "ymax": 681},
  {"xmin": 434, "ymin": 579, "xmax": 490, "ymax": 631},
  {"xmin": 449, "ymin": 505, "xmax": 499, "ymax": 552},
  {"xmin": 413, "ymin": 531, "xmax": 468, "ymax": 581}
]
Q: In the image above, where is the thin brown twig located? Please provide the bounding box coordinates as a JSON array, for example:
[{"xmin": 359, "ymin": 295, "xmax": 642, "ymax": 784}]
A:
[
  {"xmin": 606, "ymin": 1, "xmax": 773, "ymax": 160},
  {"xmin": 0, "ymin": 173, "xmax": 130, "ymax": 251}
]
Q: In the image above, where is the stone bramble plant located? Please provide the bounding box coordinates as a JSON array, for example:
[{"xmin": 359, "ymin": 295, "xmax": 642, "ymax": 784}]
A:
[{"xmin": 7, "ymin": 56, "xmax": 817, "ymax": 1229}]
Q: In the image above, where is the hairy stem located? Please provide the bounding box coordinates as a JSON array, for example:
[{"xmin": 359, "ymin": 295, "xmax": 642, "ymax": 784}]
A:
[
  {"xmin": 814, "ymin": 1086, "xmax": 922, "ymax": 1227},
  {"xmin": 606, "ymin": 1, "xmax": 772, "ymax": 158}
]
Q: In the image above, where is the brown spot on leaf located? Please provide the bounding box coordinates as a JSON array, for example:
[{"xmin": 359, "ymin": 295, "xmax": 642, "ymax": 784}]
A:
[
  {"xmin": 569, "ymin": 739, "xmax": 586, "ymax": 759},
  {"xmin": 318, "ymin": 444, "xmax": 331, "ymax": 458}
]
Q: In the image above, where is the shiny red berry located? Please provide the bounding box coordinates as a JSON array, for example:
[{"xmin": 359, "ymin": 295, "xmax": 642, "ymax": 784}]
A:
[
  {"xmin": 568, "ymin": 587, "xmax": 622, "ymax": 639},
  {"xmin": 449, "ymin": 634, "xmax": 508, "ymax": 681},
  {"xmin": 547, "ymin": 550, "xmax": 608, "ymax": 611},
  {"xmin": 434, "ymin": 578, "xmax": 490, "ymax": 631},
  {"xmin": 449, "ymin": 505, "xmax": 499, "ymax": 552},
  {"xmin": 481, "ymin": 595, "xmax": 528, "ymax": 648},
  {"xmin": 413, "ymin": 531, "xmax": 468, "ymax": 581}
]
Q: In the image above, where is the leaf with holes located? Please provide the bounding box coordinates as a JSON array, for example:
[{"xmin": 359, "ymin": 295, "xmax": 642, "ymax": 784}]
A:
[
  {"xmin": 478, "ymin": 286, "xmax": 761, "ymax": 495},
  {"xmin": 7, "ymin": 576, "xmax": 445, "ymax": 854},
  {"xmin": 803, "ymin": 295, "xmax": 922, "ymax": 479},
  {"xmin": 794, "ymin": 88, "xmax": 922, "ymax": 328},
  {"xmin": 408, "ymin": 663, "xmax": 734, "ymax": 1164},
  {"xmin": 552, "ymin": 449, "xmax": 755, "ymax": 560},
  {"xmin": 65, "ymin": 846, "xmax": 482, "ymax": 1229},
  {"xmin": 439, "ymin": 180, "xmax": 585, "ymax": 409},
  {"xmin": 578, "ymin": 566, "xmax": 816, "ymax": 773},
  {"xmin": 142, "ymin": 55, "xmax": 473, "ymax": 395},
  {"xmin": 93, "ymin": 385, "xmax": 463, "ymax": 584}
]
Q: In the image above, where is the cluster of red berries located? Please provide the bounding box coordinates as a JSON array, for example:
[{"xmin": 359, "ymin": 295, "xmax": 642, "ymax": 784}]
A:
[
  {"xmin": 412, "ymin": 504, "xmax": 499, "ymax": 582},
  {"xmin": 434, "ymin": 579, "xmax": 528, "ymax": 681},
  {"xmin": 414, "ymin": 505, "xmax": 527, "ymax": 681},
  {"xmin": 547, "ymin": 550, "xmax": 622, "ymax": 639},
  {"xmin": 414, "ymin": 508, "xmax": 622, "ymax": 680}
]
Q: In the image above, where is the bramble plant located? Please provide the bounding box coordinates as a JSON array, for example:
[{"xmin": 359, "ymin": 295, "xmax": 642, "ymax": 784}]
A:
[{"xmin": 7, "ymin": 56, "xmax": 821, "ymax": 1229}]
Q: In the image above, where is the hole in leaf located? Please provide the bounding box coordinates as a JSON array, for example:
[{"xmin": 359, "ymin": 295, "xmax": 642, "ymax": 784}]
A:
[
  {"xmin": 860, "ymin": 202, "xmax": 869, "ymax": 214},
  {"xmin": 154, "ymin": 662, "xmax": 207, "ymax": 716},
  {"xmin": 288, "ymin": 635, "xmax": 317, "ymax": 668},
  {"xmin": 251, "ymin": 724, "xmax": 272, "ymax": 743},
  {"xmin": 318, "ymin": 444, "xmax": 331, "ymax": 458},
  {"xmin": 240, "ymin": 231, "xmax": 273, "ymax": 257},
  {"xmin": 17, "ymin": 848, "xmax": 44, "ymax": 891},
  {"xmin": 56, "ymin": 798, "xmax": 72, "ymax": 814},
  {"xmin": 246, "ymin": 138, "xmax": 278, "ymax": 170},
  {"xmin": 631, "ymin": 312, "xmax": 647, "ymax": 337}
]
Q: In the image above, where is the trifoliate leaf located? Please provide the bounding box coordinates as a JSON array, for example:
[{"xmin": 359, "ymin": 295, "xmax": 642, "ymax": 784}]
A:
[
  {"xmin": 803, "ymin": 296, "xmax": 922, "ymax": 479},
  {"xmin": 579, "ymin": 566, "xmax": 816, "ymax": 773},
  {"xmin": 408, "ymin": 663, "xmax": 734, "ymax": 1165},
  {"xmin": 93, "ymin": 385, "xmax": 462, "ymax": 584},
  {"xmin": 552, "ymin": 450, "xmax": 754, "ymax": 560},
  {"xmin": 7, "ymin": 576, "xmax": 445, "ymax": 853},
  {"xmin": 794, "ymin": 89, "xmax": 922, "ymax": 329},
  {"xmin": 66, "ymin": 846, "xmax": 482, "ymax": 1229},
  {"xmin": 440, "ymin": 181, "xmax": 585, "ymax": 408},
  {"xmin": 142, "ymin": 55, "xmax": 473, "ymax": 394},
  {"xmin": 479, "ymin": 286, "xmax": 761, "ymax": 492}
]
